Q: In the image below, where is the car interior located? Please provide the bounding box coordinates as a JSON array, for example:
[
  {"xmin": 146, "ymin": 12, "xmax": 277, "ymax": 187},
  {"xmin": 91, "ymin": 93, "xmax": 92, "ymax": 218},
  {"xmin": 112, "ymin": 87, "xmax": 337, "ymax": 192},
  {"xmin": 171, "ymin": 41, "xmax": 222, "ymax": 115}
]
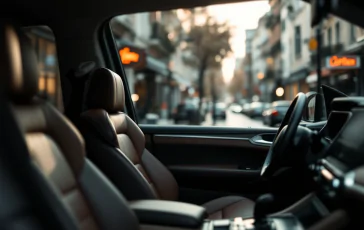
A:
[{"xmin": 1, "ymin": 0, "xmax": 364, "ymax": 230}]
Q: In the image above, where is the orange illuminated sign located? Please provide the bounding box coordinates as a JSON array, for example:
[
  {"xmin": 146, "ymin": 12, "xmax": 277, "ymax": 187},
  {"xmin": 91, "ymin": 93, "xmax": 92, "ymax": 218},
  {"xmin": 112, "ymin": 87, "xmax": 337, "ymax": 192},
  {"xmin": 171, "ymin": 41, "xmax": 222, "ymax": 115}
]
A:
[
  {"xmin": 326, "ymin": 55, "xmax": 360, "ymax": 69},
  {"xmin": 119, "ymin": 47, "xmax": 140, "ymax": 64},
  {"xmin": 118, "ymin": 46, "xmax": 146, "ymax": 69}
]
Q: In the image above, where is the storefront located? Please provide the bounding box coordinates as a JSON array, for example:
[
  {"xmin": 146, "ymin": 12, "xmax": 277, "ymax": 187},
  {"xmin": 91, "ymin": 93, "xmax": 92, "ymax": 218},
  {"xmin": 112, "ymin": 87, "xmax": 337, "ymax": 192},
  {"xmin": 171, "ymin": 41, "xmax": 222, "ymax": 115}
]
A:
[
  {"xmin": 306, "ymin": 55, "xmax": 361, "ymax": 96},
  {"xmin": 118, "ymin": 42, "xmax": 191, "ymax": 120},
  {"xmin": 283, "ymin": 67, "xmax": 310, "ymax": 100},
  {"xmin": 306, "ymin": 68, "xmax": 331, "ymax": 92}
]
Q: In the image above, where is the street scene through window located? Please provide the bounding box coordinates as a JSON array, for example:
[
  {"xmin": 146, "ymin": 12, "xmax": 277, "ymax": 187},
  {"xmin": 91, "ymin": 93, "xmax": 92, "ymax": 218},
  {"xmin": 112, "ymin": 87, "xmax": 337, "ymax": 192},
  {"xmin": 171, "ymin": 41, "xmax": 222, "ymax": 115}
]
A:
[{"xmin": 111, "ymin": 0, "xmax": 364, "ymax": 127}]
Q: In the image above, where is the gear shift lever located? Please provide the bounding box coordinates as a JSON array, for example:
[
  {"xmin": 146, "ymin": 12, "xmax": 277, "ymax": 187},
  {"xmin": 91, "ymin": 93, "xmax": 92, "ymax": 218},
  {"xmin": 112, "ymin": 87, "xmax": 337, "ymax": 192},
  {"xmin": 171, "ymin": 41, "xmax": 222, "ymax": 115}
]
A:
[{"xmin": 254, "ymin": 194, "xmax": 275, "ymax": 229}]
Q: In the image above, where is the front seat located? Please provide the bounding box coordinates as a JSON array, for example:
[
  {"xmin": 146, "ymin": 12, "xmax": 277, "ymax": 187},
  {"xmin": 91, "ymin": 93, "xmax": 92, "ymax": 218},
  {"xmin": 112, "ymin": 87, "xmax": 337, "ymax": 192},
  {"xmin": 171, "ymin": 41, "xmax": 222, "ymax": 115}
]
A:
[
  {"xmin": 2, "ymin": 23, "xmax": 139, "ymax": 230},
  {"xmin": 80, "ymin": 68, "xmax": 255, "ymax": 219}
]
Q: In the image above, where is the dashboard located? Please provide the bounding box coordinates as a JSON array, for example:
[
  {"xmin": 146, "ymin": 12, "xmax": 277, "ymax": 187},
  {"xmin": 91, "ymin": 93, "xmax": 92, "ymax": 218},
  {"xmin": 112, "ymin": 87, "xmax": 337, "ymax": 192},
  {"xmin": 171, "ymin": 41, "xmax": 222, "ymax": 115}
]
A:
[
  {"xmin": 321, "ymin": 111, "xmax": 351, "ymax": 142},
  {"xmin": 308, "ymin": 97, "xmax": 364, "ymax": 208},
  {"xmin": 319, "ymin": 98, "xmax": 364, "ymax": 172}
]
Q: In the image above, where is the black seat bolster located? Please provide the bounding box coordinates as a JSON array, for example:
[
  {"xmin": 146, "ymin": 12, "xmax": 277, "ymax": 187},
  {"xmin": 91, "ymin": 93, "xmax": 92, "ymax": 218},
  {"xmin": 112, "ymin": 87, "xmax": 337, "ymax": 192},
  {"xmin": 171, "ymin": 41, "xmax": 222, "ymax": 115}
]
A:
[{"xmin": 79, "ymin": 160, "xmax": 139, "ymax": 230}]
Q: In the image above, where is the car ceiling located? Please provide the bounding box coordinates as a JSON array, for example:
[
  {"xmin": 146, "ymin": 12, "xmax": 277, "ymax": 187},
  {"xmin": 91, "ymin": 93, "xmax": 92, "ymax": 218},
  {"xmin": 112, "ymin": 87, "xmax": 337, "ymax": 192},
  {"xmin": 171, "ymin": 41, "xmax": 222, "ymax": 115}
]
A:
[
  {"xmin": 1, "ymin": 0, "xmax": 364, "ymax": 93},
  {"xmin": 1, "ymin": 0, "xmax": 363, "ymax": 24},
  {"xmin": 0, "ymin": 0, "xmax": 256, "ymax": 26},
  {"xmin": 1, "ymin": 0, "xmax": 362, "ymax": 45}
]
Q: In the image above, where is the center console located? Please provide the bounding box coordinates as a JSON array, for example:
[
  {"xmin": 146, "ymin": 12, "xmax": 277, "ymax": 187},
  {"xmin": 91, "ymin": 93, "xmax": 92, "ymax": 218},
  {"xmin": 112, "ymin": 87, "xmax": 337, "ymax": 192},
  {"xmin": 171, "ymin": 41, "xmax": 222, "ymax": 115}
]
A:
[
  {"xmin": 204, "ymin": 215, "xmax": 303, "ymax": 230},
  {"xmin": 130, "ymin": 193, "xmax": 341, "ymax": 230}
]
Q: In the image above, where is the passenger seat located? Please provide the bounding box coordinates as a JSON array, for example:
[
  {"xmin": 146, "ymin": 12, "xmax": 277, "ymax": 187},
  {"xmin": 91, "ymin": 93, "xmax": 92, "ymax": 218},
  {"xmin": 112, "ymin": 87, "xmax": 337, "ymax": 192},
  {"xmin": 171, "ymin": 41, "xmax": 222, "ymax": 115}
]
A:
[
  {"xmin": 80, "ymin": 68, "xmax": 256, "ymax": 219},
  {"xmin": 2, "ymin": 23, "xmax": 139, "ymax": 230}
]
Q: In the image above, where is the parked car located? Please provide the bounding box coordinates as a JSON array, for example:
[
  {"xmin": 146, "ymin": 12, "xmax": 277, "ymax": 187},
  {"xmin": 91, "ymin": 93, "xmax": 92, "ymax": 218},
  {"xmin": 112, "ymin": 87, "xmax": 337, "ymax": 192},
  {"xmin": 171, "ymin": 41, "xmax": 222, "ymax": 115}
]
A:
[
  {"xmin": 172, "ymin": 100, "xmax": 200, "ymax": 124},
  {"xmin": 262, "ymin": 100, "xmax": 291, "ymax": 127},
  {"xmin": 213, "ymin": 102, "xmax": 227, "ymax": 119},
  {"xmin": 241, "ymin": 103, "xmax": 252, "ymax": 115},
  {"xmin": 248, "ymin": 102, "xmax": 270, "ymax": 118},
  {"xmin": 229, "ymin": 103, "xmax": 243, "ymax": 113},
  {"xmin": 201, "ymin": 100, "xmax": 211, "ymax": 116}
]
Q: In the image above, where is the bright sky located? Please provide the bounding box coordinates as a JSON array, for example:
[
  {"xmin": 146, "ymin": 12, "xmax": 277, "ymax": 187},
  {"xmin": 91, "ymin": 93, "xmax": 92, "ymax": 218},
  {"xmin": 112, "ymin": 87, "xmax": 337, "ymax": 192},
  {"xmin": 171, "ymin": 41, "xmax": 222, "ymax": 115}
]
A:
[{"xmin": 207, "ymin": 1, "xmax": 270, "ymax": 82}]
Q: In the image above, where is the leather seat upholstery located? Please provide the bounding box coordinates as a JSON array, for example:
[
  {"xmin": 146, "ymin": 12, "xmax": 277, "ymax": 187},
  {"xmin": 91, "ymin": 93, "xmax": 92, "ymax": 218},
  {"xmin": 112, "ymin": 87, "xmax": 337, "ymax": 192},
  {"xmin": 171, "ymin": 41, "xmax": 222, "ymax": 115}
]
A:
[
  {"xmin": 2, "ymin": 23, "xmax": 139, "ymax": 230},
  {"xmin": 81, "ymin": 68, "xmax": 255, "ymax": 219},
  {"xmin": 81, "ymin": 68, "xmax": 179, "ymax": 201}
]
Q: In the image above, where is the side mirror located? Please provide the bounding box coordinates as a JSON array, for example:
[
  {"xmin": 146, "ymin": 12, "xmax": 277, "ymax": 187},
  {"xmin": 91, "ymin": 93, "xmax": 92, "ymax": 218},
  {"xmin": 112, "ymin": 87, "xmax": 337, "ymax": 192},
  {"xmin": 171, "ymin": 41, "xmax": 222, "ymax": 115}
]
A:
[{"xmin": 302, "ymin": 92, "xmax": 327, "ymax": 122}]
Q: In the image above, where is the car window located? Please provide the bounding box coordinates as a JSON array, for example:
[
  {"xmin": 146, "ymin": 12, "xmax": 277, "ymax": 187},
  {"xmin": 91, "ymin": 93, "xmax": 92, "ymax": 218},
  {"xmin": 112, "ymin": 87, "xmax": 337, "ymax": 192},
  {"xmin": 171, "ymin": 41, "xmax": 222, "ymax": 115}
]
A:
[
  {"xmin": 22, "ymin": 26, "xmax": 63, "ymax": 112},
  {"xmin": 110, "ymin": 0, "xmax": 364, "ymax": 127}
]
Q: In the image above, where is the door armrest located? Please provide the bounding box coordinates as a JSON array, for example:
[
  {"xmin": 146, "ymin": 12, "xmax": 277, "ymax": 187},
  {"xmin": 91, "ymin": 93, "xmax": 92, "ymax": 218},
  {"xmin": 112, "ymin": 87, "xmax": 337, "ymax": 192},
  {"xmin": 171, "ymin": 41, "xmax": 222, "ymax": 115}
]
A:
[{"xmin": 130, "ymin": 200, "xmax": 207, "ymax": 228}]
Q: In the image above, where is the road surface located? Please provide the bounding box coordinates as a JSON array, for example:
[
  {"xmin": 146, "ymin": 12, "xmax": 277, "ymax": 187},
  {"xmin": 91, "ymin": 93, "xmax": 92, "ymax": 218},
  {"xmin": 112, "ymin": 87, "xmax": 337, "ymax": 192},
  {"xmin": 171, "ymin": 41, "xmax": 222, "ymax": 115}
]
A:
[
  {"xmin": 201, "ymin": 110, "xmax": 267, "ymax": 128},
  {"xmin": 156, "ymin": 109, "xmax": 268, "ymax": 128}
]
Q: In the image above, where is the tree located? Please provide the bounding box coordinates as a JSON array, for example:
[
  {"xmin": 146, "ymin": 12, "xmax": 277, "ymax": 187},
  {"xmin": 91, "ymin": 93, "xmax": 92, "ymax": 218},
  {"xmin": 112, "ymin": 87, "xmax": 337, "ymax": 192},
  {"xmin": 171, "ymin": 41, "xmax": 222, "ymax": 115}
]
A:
[
  {"xmin": 184, "ymin": 16, "xmax": 232, "ymax": 119},
  {"xmin": 228, "ymin": 69, "xmax": 245, "ymax": 99}
]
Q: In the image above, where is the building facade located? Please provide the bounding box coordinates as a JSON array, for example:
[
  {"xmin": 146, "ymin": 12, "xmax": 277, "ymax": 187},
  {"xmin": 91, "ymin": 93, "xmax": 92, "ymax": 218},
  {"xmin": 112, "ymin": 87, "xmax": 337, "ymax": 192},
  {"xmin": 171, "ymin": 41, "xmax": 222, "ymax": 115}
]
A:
[
  {"xmin": 281, "ymin": 0, "xmax": 311, "ymax": 100},
  {"xmin": 244, "ymin": 29, "xmax": 257, "ymax": 101},
  {"xmin": 111, "ymin": 11, "xmax": 190, "ymax": 121},
  {"xmin": 247, "ymin": 0, "xmax": 364, "ymax": 102},
  {"xmin": 251, "ymin": 15, "xmax": 269, "ymax": 102}
]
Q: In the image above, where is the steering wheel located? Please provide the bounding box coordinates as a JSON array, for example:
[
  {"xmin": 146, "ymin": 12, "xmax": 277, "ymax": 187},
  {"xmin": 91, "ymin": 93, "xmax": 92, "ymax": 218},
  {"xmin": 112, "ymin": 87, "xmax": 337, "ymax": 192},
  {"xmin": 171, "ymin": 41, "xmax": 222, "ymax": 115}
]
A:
[{"xmin": 261, "ymin": 93, "xmax": 307, "ymax": 177}]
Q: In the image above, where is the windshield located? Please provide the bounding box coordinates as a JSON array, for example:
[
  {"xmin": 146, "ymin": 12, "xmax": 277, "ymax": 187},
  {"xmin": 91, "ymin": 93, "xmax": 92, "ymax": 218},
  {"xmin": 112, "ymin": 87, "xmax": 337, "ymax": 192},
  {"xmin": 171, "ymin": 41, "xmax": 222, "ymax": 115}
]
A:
[{"xmin": 111, "ymin": 0, "xmax": 364, "ymax": 127}]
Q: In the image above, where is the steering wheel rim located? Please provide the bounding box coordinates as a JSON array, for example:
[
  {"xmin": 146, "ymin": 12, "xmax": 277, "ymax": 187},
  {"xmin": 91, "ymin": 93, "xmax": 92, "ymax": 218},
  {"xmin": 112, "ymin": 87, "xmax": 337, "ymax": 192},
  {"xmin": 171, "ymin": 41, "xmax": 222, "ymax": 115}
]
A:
[{"xmin": 261, "ymin": 93, "xmax": 307, "ymax": 177}]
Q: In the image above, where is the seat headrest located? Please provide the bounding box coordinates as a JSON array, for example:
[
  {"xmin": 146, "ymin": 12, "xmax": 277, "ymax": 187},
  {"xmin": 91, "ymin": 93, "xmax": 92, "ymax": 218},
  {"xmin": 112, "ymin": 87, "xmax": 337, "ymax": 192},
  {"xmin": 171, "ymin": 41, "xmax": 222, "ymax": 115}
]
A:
[
  {"xmin": 0, "ymin": 23, "xmax": 39, "ymax": 103},
  {"xmin": 85, "ymin": 68, "xmax": 125, "ymax": 113}
]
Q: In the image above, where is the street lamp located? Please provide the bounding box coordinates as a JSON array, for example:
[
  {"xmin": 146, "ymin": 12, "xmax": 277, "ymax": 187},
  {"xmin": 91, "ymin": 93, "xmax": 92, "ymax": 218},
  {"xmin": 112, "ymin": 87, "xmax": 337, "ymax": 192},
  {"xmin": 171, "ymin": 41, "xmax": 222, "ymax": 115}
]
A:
[
  {"xmin": 257, "ymin": 72, "xmax": 265, "ymax": 80},
  {"xmin": 275, "ymin": 87, "xmax": 284, "ymax": 97}
]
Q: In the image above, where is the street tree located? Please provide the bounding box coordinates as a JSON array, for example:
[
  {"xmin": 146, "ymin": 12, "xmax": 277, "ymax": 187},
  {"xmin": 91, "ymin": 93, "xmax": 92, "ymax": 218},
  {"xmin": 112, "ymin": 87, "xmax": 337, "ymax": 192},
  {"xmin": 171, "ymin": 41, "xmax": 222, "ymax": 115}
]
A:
[
  {"xmin": 228, "ymin": 69, "xmax": 245, "ymax": 99},
  {"xmin": 184, "ymin": 16, "xmax": 232, "ymax": 116}
]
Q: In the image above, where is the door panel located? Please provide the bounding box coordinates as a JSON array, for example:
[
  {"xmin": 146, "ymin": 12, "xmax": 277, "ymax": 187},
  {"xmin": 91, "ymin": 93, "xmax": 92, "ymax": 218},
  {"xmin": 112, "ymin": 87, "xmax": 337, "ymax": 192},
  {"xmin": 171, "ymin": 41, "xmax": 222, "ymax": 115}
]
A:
[
  {"xmin": 142, "ymin": 125, "xmax": 277, "ymax": 204},
  {"xmin": 153, "ymin": 135, "xmax": 267, "ymax": 169}
]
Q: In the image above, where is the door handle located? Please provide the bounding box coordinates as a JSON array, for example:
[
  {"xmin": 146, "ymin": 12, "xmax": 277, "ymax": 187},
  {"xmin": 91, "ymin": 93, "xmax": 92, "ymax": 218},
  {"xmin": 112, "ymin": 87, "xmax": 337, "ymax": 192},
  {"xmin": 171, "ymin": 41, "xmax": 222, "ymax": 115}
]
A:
[
  {"xmin": 250, "ymin": 134, "xmax": 273, "ymax": 146},
  {"xmin": 253, "ymin": 139, "xmax": 272, "ymax": 145}
]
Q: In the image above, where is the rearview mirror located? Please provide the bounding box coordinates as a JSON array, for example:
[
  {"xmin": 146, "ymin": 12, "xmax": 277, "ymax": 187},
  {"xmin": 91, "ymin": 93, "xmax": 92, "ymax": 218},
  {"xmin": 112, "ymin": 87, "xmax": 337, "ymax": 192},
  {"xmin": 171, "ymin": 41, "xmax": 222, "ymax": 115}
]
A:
[{"xmin": 302, "ymin": 92, "xmax": 327, "ymax": 122}]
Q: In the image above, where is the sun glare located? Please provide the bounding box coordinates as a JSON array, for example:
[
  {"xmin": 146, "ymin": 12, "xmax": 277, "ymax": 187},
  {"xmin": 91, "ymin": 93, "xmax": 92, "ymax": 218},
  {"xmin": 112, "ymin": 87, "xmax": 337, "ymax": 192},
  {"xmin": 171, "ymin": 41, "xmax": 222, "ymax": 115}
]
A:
[{"xmin": 207, "ymin": 1, "xmax": 270, "ymax": 82}]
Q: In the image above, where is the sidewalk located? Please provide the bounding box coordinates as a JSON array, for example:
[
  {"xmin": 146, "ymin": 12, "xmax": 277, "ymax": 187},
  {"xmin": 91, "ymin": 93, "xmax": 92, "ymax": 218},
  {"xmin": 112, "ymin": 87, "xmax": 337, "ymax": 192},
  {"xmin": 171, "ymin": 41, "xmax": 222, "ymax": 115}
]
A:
[{"xmin": 157, "ymin": 119, "xmax": 174, "ymax": 125}]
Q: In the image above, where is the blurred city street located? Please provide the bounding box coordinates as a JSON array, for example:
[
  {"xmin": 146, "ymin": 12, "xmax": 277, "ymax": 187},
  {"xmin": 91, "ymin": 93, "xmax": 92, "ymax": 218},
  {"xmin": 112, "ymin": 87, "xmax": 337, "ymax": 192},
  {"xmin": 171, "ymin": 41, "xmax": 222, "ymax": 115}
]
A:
[
  {"xmin": 202, "ymin": 110, "xmax": 267, "ymax": 128},
  {"xmin": 157, "ymin": 110, "xmax": 267, "ymax": 128}
]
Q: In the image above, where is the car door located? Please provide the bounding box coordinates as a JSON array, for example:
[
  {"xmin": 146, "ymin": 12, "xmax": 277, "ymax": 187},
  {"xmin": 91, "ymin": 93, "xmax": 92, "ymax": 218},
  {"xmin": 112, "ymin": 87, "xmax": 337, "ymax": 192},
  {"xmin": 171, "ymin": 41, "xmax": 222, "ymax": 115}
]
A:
[
  {"xmin": 104, "ymin": 7, "xmax": 321, "ymax": 206},
  {"xmin": 141, "ymin": 125, "xmax": 277, "ymax": 204}
]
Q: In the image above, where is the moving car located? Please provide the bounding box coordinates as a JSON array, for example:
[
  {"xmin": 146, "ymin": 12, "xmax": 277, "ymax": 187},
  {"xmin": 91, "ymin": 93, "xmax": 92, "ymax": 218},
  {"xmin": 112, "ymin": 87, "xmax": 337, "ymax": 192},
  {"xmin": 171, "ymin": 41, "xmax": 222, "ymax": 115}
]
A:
[{"xmin": 262, "ymin": 100, "xmax": 291, "ymax": 127}]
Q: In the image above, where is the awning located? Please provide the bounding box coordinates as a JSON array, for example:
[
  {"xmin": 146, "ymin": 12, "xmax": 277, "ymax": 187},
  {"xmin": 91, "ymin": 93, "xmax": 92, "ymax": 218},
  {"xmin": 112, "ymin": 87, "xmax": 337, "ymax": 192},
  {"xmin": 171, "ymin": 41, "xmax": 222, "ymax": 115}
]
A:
[
  {"xmin": 172, "ymin": 73, "xmax": 191, "ymax": 87},
  {"xmin": 306, "ymin": 74, "xmax": 318, "ymax": 84},
  {"xmin": 283, "ymin": 67, "xmax": 309, "ymax": 85},
  {"xmin": 339, "ymin": 39, "xmax": 364, "ymax": 55},
  {"xmin": 145, "ymin": 56, "xmax": 169, "ymax": 76},
  {"xmin": 117, "ymin": 39, "xmax": 191, "ymax": 84},
  {"xmin": 116, "ymin": 39, "xmax": 170, "ymax": 77},
  {"xmin": 306, "ymin": 69, "xmax": 331, "ymax": 84},
  {"xmin": 115, "ymin": 38, "xmax": 136, "ymax": 48}
]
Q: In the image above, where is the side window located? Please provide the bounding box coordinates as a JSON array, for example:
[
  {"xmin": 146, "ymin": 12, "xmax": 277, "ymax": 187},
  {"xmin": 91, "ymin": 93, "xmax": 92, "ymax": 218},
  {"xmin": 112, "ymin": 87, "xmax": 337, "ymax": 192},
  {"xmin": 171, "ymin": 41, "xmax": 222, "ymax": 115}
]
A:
[
  {"xmin": 110, "ymin": 1, "xmax": 364, "ymax": 127},
  {"xmin": 22, "ymin": 26, "xmax": 63, "ymax": 112},
  {"xmin": 110, "ymin": 4, "xmax": 271, "ymax": 128}
]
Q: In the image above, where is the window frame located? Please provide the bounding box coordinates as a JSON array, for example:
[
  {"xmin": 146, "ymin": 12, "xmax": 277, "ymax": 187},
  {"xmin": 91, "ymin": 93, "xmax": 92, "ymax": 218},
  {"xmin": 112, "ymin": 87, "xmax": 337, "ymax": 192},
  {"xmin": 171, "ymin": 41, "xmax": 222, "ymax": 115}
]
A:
[{"xmin": 99, "ymin": 19, "xmax": 138, "ymax": 122}]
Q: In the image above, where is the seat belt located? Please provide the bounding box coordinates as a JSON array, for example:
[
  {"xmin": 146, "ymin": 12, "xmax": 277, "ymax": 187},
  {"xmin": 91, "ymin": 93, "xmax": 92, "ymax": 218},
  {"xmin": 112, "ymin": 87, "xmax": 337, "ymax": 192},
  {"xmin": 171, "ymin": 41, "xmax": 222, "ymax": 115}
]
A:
[{"xmin": 0, "ymin": 96, "xmax": 79, "ymax": 230}]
